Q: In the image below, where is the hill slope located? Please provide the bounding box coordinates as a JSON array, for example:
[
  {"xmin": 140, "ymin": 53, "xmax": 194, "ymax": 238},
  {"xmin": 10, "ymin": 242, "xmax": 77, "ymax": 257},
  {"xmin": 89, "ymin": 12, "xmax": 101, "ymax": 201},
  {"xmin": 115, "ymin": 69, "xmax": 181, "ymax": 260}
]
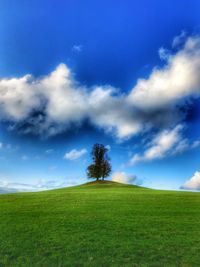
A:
[{"xmin": 0, "ymin": 181, "xmax": 200, "ymax": 266}]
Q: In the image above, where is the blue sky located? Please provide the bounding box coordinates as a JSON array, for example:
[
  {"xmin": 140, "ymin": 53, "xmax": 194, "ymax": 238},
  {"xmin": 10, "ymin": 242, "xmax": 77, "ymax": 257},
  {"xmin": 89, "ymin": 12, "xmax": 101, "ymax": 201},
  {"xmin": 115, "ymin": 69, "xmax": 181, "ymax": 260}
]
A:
[{"xmin": 1, "ymin": 0, "xmax": 200, "ymax": 192}]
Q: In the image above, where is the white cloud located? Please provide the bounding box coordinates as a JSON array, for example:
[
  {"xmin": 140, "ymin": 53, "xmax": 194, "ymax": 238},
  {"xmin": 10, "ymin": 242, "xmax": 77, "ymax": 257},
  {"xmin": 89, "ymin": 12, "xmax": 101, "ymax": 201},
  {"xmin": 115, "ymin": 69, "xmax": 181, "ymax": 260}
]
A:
[
  {"xmin": 112, "ymin": 171, "xmax": 139, "ymax": 185},
  {"xmin": 172, "ymin": 31, "xmax": 187, "ymax": 48},
  {"xmin": 0, "ymin": 74, "xmax": 41, "ymax": 120},
  {"xmin": 105, "ymin": 145, "xmax": 111, "ymax": 151},
  {"xmin": 0, "ymin": 64, "xmax": 88, "ymax": 136},
  {"xmin": 128, "ymin": 35, "xmax": 200, "ymax": 109},
  {"xmin": 64, "ymin": 148, "xmax": 87, "ymax": 160},
  {"xmin": 130, "ymin": 123, "xmax": 200, "ymax": 165},
  {"xmin": 88, "ymin": 86, "xmax": 142, "ymax": 139},
  {"xmin": 180, "ymin": 171, "xmax": 200, "ymax": 190},
  {"xmin": 130, "ymin": 125, "xmax": 185, "ymax": 165},
  {"xmin": 158, "ymin": 47, "xmax": 170, "ymax": 61},
  {"xmin": 191, "ymin": 140, "xmax": 200, "ymax": 149},
  {"xmin": 0, "ymin": 178, "xmax": 78, "ymax": 193},
  {"xmin": 0, "ymin": 35, "xmax": 200, "ymax": 140},
  {"xmin": 41, "ymin": 64, "xmax": 88, "ymax": 124}
]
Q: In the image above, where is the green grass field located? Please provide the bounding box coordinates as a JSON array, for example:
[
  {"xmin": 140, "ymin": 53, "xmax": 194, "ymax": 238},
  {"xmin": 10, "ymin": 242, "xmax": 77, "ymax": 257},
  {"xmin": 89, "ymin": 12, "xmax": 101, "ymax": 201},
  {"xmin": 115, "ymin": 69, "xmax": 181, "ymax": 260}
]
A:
[{"xmin": 0, "ymin": 181, "xmax": 200, "ymax": 267}]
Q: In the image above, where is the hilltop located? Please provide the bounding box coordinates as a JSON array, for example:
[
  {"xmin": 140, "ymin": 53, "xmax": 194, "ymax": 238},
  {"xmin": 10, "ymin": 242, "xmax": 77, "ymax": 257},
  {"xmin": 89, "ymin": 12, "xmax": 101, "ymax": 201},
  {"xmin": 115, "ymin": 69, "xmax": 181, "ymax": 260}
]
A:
[
  {"xmin": 77, "ymin": 180, "xmax": 142, "ymax": 188},
  {"xmin": 0, "ymin": 181, "xmax": 200, "ymax": 266}
]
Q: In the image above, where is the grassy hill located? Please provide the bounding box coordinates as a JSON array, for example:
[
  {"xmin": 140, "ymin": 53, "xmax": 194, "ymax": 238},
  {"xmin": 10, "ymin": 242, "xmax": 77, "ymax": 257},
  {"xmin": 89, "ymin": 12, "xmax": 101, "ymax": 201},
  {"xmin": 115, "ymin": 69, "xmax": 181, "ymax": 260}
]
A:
[{"xmin": 0, "ymin": 181, "xmax": 200, "ymax": 266}]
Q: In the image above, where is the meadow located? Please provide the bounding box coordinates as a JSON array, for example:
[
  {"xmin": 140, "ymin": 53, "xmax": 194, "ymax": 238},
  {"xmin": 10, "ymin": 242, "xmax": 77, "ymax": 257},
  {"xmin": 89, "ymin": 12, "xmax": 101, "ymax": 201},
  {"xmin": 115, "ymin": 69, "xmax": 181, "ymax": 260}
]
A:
[{"xmin": 0, "ymin": 181, "xmax": 200, "ymax": 266}]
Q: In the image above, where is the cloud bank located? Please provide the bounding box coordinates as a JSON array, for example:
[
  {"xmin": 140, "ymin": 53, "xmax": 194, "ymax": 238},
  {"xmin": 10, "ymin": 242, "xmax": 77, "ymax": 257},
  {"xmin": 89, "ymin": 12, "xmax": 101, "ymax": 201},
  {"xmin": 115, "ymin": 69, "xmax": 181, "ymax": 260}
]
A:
[
  {"xmin": 112, "ymin": 171, "xmax": 141, "ymax": 185},
  {"xmin": 0, "ymin": 35, "xmax": 200, "ymax": 140},
  {"xmin": 180, "ymin": 171, "xmax": 200, "ymax": 190},
  {"xmin": 0, "ymin": 178, "xmax": 84, "ymax": 194}
]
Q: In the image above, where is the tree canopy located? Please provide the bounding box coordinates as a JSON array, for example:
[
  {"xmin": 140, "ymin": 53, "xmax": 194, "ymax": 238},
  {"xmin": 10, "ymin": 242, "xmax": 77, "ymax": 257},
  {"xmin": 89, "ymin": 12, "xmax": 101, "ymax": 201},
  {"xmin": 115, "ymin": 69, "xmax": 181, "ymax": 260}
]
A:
[{"xmin": 87, "ymin": 144, "xmax": 111, "ymax": 181}]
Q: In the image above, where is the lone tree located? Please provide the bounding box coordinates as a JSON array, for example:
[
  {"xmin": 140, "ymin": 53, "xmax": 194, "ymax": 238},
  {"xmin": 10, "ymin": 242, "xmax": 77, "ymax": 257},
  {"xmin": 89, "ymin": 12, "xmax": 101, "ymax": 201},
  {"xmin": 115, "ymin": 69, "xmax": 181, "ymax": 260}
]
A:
[{"xmin": 87, "ymin": 144, "xmax": 111, "ymax": 181}]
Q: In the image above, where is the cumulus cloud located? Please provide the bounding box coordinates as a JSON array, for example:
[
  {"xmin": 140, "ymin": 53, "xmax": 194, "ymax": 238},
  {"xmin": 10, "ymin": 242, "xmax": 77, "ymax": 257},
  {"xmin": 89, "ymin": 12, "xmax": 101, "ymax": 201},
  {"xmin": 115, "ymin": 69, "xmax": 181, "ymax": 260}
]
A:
[
  {"xmin": 64, "ymin": 148, "xmax": 87, "ymax": 160},
  {"xmin": 0, "ymin": 64, "xmax": 88, "ymax": 136},
  {"xmin": 128, "ymin": 35, "xmax": 200, "ymax": 110},
  {"xmin": 130, "ymin": 125, "xmax": 187, "ymax": 165},
  {"xmin": 112, "ymin": 171, "xmax": 140, "ymax": 185},
  {"xmin": 130, "ymin": 124, "xmax": 200, "ymax": 165},
  {"xmin": 0, "ymin": 74, "xmax": 41, "ymax": 121},
  {"xmin": 1, "ymin": 35, "xmax": 200, "ymax": 140},
  {"xmin": 180, "ymin": 171, "xmax": 200, "ymax": 190}
]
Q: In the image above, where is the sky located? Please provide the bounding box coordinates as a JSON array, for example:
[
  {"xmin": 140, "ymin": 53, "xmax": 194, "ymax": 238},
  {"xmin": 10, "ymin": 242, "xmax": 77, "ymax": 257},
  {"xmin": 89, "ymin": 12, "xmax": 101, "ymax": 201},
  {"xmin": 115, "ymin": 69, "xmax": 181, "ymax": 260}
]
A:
[{"xmin": 1, "ymin": 0, "xmax": 200, "ymax": 192}]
